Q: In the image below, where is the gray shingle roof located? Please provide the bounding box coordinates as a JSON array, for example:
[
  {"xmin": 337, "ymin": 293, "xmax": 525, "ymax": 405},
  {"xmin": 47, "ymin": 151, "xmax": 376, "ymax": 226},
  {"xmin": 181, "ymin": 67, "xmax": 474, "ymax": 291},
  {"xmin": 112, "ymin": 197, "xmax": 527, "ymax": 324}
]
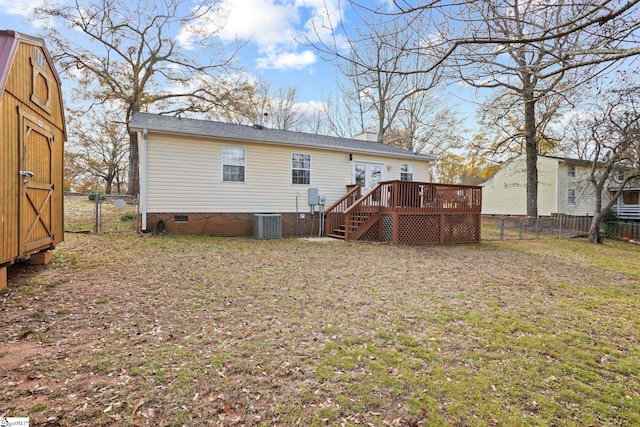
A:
[{"xmin": 129, "ymin": 112, "xmax": 435, "ymax": 161}]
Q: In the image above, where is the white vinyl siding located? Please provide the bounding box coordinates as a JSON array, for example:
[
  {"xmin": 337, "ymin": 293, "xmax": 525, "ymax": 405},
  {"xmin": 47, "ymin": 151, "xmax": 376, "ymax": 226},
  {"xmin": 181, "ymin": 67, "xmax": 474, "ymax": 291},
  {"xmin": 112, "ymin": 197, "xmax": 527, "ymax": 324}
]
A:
[
  {"xmin": 557, "ymin": 163, "xmax": 601, "ymax": 215},
  {"xmin": 481, "ymin": 156, "xmax": 558, "ymax": 216},
  {"xmin": 145, "ymin": 133, "xmax": 433, "ymax": 213},
  {"xmin": 481, "ymin": 157, "xmax": 528, "ymax": 215}
]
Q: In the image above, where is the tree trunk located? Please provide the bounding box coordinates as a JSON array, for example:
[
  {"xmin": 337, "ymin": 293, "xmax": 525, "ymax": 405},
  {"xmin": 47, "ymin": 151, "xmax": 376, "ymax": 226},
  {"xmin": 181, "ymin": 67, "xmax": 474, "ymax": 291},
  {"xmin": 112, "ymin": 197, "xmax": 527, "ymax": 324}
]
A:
[
  {"xmin": 588, "ymin": 212, "xmax": 604, "ymax": 244},
  {"xmin": 523, "ymin": 87, "xmax": 538, "ymax": 219},
  {"xmin": 127, "ymin": 131, "xmax": 139, "ymax": 196}
]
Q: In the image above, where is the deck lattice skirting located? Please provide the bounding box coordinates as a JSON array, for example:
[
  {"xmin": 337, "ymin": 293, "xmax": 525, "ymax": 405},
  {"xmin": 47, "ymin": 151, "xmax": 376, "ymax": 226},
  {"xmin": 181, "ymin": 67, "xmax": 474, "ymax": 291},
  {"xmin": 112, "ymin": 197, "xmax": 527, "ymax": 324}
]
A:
[{"xmin": 325, "ymin": 181, "xmax": 482, "ymax": 244}]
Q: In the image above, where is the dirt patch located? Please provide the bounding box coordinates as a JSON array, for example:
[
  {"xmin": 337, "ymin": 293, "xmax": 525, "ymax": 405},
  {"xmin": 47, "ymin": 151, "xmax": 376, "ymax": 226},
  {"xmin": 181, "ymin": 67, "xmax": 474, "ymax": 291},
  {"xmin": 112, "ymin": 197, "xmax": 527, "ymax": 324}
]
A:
[{"xmin": 0, "ymin": 342, "xmax": 45, "ymax": 373}]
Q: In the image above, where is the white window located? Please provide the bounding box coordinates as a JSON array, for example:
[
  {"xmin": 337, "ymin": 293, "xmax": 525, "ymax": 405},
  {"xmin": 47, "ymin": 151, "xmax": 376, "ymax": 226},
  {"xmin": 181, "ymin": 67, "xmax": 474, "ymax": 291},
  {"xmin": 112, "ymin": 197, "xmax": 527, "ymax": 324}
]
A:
[
  {"xmin": 222, "ymin": 147, "xmax": 245, "ymax": 182},
  {"xmin": 292, "ymin": 153, "xmax": 311, "ymax": 185},
  {"xmin": 400, "ymin": 164, "xmax": 413, "ymax": 181},
  {"xmin": 567, "ymin": 165, "xmax": 576, "ymax": 178},
  {"xmin": 568, "ymin": 188, "xmax": 576, "ymax": 204},
  {"xmin": 34, "ymin": 48, "xmax": 46, "ymax": 69}
]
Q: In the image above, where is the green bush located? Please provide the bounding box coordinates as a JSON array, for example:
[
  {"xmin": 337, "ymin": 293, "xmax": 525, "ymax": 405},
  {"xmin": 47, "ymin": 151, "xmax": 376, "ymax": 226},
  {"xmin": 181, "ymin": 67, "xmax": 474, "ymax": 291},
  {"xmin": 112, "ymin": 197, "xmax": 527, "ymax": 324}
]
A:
[{"xmin": 120, "ymin": 211, "xmax": 137, "ymax": 222}]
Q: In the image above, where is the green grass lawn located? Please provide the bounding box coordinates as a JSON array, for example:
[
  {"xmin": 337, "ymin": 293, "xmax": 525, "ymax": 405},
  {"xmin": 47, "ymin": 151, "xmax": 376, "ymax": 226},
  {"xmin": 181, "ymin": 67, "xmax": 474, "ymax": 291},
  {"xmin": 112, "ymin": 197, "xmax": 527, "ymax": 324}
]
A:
[{"xmin": 1, "ymin": 229, "xmax": 639, "ymax": 426}]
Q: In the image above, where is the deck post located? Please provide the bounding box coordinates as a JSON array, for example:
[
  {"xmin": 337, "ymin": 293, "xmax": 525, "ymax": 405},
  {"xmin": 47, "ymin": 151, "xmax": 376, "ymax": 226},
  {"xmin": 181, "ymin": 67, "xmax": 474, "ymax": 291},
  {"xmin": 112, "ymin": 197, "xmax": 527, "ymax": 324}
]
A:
[
  {"xmin": 1, "ymin": 266, "xmax": 6, "ymax": 290},
  {"xmin": 393, "ymin": 213, "xmax": 399, "ymax": 243}
]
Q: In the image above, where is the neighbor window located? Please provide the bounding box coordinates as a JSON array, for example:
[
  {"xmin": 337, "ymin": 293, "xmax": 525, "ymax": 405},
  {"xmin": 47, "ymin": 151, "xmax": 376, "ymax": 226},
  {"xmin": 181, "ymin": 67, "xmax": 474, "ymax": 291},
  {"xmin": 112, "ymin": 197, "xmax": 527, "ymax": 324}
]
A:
[
  {"xmin": 567, "ymin": 165, "xmax": 576, "ymax": 178},
  {"xmin": 400, "ymin": 164, "xmax": 413, "ymax": 181},
  {"xmin": 222, "ymin": 147, "xmax": 245, "ymax": 182},
  {"xmin": 292, "ymin": 153, "xmax": 311, "ymax": 185},
  {"xmin": 568, "ymin": 188, "xmax": 576, "ymax": 204},
  {"xmin": 623, "ymin": 191, "xmax": 639, "ymax": 205}
]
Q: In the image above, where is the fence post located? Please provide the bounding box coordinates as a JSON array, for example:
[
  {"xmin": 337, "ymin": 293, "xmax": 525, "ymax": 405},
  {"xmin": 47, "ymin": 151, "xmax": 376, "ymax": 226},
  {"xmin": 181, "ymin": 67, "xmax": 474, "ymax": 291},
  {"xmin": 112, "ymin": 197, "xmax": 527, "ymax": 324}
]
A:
[
  {"xmin": 535, "ymin": 216, "xmax": 539, "ymax": 239},
  {"xmin": 500, "ymin": 216, "xmax": 505, "ymax": 240},
  {"xmin": 94, "ymin": 196, "xmax": 99, "ymax": 234},
  {"xmin": 519, "ymin": 218, "xmax": 523, "ymax": 239},
  {"xmin": 558, "ymin": 214, "xmax": 563, "ymax": 238}
]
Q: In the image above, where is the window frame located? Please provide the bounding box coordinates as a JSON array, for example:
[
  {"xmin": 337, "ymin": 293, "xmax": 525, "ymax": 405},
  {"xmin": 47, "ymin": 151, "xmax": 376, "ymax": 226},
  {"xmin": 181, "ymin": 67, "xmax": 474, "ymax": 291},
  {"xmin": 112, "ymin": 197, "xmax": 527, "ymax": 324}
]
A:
[
  {"xmin": 221, "ymin": 146, "xmax": 246, "ymax": 183},
  {"xmin": 400, "ymin": 164, "xmax": 413, "ymax": 181},
  {"xmin": 291, "ymin": 152, "xmax": 311, "ymax": 185},
  {"xmin": 30, "ymin": 47, "xmax": 53, "ymax": 114},
  {"xmin": 567, "ymin": 188, "xmax": 576, "ymax": 205},
  {"xmin": 567, "ymin": 165, "xmax": 576, "ymax": 178}
]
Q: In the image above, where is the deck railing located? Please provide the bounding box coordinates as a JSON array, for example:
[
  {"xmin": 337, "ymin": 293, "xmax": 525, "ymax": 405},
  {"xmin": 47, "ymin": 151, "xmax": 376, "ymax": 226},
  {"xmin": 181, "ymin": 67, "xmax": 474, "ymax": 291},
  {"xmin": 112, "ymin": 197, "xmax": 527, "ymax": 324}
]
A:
[
  {"xmin": 615, "ymin": 204, "xmax": 640, "ymax": 220},
  {"xmin": 331, "ymin": 180, "xmax": 482, "ymax": 243}
]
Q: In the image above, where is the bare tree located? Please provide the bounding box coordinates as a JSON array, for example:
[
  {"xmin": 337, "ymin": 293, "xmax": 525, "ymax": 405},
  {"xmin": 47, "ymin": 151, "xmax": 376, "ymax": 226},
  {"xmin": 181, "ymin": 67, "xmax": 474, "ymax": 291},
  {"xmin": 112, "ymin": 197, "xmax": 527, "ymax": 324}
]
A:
[
  {"xmin": 309, "ymin": 1, "xmax": 640, "ymax": 216},
  {"xmin": 68, "ymin": 111, "xmax": 129, "ymax": 195},
  {"xmin": 335, "ymin": 18, "xmax": 448, "ymax": 147},
  {"xmin": 34, "ymin": 0, "xmax": 248, "ymax": 195},
  {"xmin": 450, "ymin": 1, "xmax": 640, "ymax": 218},
  {"xmin": 476, "ymin": 82, "xmax": 579, "ymax": 162},
  {"xmin": 564, "ymin": 76, "xmax": 640, "ymax": 243}
]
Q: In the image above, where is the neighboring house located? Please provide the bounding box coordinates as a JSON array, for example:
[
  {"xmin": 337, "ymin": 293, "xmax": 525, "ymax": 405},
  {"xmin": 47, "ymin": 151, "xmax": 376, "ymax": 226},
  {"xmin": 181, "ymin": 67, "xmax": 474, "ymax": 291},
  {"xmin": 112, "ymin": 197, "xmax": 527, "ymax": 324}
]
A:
[
  {"xmin": 128, "ymin": 112, "xmax": 436, "ymax": 236},
  {"xmin": 0, "ymin": 31, "xmax": 66, "ymax": 289},
  {"xmin": 481, "ymin": 154, "xmax": 640, "ymax": 219}
]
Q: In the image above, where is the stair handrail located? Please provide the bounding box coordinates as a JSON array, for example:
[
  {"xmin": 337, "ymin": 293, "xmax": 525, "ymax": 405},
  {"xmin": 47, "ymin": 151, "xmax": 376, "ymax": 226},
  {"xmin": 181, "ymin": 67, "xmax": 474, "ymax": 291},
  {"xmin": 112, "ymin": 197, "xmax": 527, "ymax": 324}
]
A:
[
  {"xmin": 324, "ymin": 185, "xmax": 362, "ymax": 237},
  {"xmin": 343, "ymin": 182, "xmax": 389, "ymax": 240},
  {"xmin": 325, "ymin": 184, "xmax": 361, "ymax": 213}
]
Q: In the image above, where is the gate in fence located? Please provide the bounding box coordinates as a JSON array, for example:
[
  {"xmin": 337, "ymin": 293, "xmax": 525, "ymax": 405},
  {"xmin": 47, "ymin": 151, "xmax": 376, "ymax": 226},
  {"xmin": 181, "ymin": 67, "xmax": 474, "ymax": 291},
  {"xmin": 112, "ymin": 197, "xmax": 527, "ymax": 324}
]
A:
[{"xmin": 65, "ymin": 192, "xmax": 138, "ymax": 234}]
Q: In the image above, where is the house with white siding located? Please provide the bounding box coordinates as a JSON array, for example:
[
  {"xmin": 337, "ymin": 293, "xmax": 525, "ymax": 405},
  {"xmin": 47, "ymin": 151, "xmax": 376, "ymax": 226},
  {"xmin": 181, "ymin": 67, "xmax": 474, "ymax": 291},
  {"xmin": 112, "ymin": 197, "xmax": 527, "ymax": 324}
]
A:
[
  {"xmin": 128, "ymin": 112, "xmax": 436, "ymax": 236},
  {"xmin": 481, "ymin": 154, "xmax": 639, "ymax": 219}
]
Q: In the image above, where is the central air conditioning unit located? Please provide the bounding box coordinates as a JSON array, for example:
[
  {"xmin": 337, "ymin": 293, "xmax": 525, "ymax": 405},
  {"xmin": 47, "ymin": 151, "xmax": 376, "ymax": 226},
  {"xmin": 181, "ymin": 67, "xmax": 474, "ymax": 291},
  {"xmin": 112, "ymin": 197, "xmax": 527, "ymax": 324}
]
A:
[{"xmin": 254, "ymin": 214, "xmax": 282, "ymax": 239}]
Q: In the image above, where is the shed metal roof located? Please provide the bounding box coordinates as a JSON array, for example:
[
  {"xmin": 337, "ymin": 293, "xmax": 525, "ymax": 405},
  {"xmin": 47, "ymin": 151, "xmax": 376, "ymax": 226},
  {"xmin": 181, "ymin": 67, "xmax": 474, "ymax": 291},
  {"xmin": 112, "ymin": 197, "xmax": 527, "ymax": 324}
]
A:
[{"xmin": 129, "ymin": 112, "xmax": 436, "ymax": 162}]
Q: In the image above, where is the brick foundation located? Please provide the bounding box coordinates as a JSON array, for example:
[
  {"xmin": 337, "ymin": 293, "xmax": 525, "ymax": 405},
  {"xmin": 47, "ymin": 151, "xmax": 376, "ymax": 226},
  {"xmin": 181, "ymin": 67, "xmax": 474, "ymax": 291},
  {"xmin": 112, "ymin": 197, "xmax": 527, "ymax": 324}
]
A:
[{"xmin": 145, "ymin": 212, "xmax": 325, "ymax": 237}]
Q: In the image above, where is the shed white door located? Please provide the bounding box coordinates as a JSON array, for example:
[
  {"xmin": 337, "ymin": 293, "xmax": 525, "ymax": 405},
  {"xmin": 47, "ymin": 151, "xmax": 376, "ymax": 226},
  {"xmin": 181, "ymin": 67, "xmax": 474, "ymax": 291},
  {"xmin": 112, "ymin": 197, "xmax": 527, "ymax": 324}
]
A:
[
  {"xmin": 354, "ymin": 162, "xmax": 385, "ymax": 193},
  {"xmin": 19, "ymin": 113, "xmax": 55, "ymax": 254}
]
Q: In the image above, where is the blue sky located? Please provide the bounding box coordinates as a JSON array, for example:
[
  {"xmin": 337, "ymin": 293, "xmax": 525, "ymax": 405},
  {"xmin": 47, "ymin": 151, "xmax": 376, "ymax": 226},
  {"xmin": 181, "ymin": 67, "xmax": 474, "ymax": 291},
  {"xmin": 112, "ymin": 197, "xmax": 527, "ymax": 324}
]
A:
[
  {"xmin": 0, "ymin": 0, "xmax": 356, "ymax": 109},
  {"xmin": 0, "ymin": 0, "xmax": 483, "ymax": 140}
]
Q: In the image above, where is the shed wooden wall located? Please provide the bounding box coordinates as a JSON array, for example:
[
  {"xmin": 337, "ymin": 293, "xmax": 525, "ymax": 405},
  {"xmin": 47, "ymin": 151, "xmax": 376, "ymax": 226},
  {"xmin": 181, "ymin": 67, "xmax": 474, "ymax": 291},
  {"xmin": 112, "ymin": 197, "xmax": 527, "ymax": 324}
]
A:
[{"xmin": 0, "ymin": 38, "xmax": 65, "ymax": 265}]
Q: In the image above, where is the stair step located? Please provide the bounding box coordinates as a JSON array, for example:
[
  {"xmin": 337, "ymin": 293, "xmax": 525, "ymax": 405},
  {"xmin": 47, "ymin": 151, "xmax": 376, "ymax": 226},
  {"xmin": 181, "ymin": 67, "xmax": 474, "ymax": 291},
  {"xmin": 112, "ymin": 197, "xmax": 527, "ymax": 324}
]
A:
[{"xmin": 327, "ymin": 233, "xmax": 346, "ymax": 240}]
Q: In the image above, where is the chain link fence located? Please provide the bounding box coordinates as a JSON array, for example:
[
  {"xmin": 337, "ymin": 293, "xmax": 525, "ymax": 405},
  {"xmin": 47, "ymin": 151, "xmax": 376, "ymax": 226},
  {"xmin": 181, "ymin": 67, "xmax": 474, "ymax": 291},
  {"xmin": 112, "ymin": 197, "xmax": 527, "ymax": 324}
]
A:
[
  {"xmin": 65, "ymin": 192, "xmax": 138, "ymax": 234},
  {"xmin": 483, "ymin": 214, "xmax": 640, "ymax": 241}
]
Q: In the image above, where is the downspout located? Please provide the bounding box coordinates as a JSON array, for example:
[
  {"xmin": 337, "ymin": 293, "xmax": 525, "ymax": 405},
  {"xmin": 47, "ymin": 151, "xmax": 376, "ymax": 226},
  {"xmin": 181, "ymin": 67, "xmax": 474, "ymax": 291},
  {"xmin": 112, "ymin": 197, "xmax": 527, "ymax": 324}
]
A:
[{"xmin": 139, "ymin": 129, "xmax": 148, "ymax": 231}]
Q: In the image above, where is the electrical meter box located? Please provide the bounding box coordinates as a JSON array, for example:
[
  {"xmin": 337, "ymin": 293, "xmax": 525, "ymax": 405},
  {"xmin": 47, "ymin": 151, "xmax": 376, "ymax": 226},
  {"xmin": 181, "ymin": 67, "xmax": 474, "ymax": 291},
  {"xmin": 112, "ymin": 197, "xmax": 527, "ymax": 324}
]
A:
[{"xmin": 308, "ymin": 188, "xmax": 319, "ymax": 205}]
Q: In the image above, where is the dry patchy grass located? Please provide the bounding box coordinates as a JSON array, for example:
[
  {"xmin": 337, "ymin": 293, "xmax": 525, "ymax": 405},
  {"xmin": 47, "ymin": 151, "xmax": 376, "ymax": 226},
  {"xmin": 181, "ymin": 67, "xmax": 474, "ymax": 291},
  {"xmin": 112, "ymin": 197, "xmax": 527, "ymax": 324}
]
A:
[{"xmin": 1, "ymin": 206, "xmax": 639, "ymax": 426}]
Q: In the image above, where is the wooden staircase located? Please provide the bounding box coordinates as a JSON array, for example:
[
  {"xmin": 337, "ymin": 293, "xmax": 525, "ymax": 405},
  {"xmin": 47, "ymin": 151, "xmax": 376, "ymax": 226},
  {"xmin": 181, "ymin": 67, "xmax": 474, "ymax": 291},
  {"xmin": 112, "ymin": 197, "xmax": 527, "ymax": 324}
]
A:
[
  {"xmin": 327, "ymin": 224, "xmax": 346, "ymax": 240},
  {"xmin": 325, "ymin": 184, "xmax": 383, "ymax": 241}
]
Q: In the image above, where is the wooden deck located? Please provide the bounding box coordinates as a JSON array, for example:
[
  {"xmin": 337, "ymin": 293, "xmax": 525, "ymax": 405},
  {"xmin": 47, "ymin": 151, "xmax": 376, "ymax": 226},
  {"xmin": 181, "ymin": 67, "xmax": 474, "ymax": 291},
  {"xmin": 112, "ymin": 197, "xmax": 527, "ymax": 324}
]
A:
[{"xmin": 325, "ymin": 181, "xmax": 482, "ymax": 244}]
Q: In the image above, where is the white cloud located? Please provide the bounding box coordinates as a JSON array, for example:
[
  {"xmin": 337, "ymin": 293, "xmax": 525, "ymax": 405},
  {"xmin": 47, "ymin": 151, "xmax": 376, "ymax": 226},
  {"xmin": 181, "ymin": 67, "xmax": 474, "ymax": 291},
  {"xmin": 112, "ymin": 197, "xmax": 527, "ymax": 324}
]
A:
[
  {"xmin": 0, "ymin": 0, "xmax": 47, "ymax": 17},
  {"xmin": 256, "ymin": 49, "xmax": 316, "ymax": 70},
  {"xmin": 178, "ymin": 0, "xmax": 343, "ymax": 70}
]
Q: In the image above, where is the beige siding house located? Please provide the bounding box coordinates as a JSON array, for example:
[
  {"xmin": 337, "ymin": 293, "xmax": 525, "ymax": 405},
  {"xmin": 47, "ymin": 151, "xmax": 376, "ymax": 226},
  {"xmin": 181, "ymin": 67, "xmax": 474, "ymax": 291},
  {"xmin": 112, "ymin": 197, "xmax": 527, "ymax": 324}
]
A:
[
  {"xmin": 129, "ymin": 113, "xmax": 435, "ymax": 236},
  {"xmin": 482, "ymin": 155, "xmax": 612, "ymax": 217}
]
